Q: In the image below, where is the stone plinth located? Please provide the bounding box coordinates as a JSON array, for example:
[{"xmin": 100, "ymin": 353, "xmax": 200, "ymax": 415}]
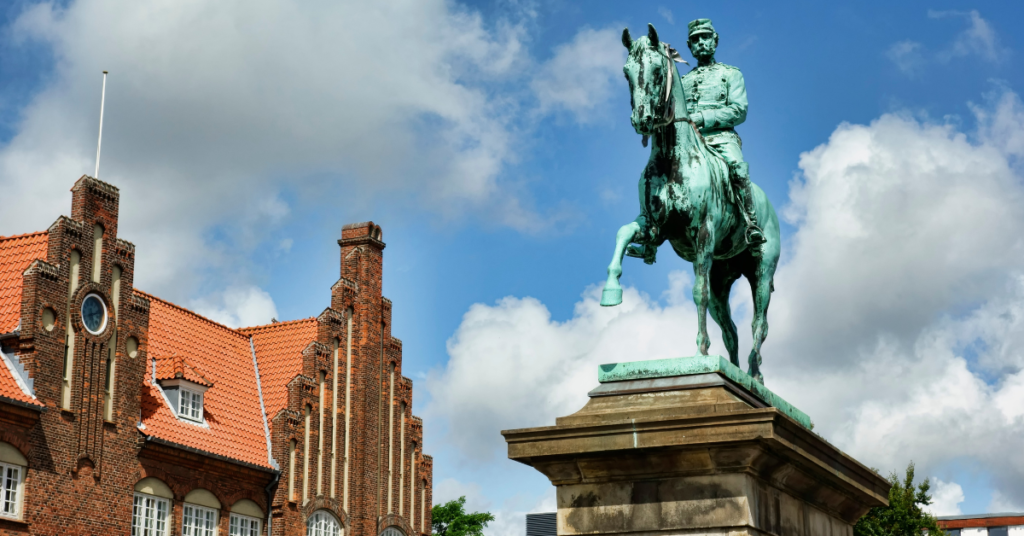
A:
[{"xmin": 502, "ymin": 356, "xmax": 890, "ymax": 536}]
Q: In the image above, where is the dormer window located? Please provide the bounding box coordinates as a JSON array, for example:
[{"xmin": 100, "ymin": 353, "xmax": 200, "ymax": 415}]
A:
[
  {"xmin": 154, "ymin": 354, "xmax": 213, "ymax": 424},
  {"xmin": 179, "ymin": 388, "xmax": 203, "ymax": 421}
]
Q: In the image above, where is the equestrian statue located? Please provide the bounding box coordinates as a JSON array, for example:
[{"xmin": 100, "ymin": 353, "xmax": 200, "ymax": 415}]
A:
[{"xmin": 600, "ymin": 19, "xmax": 780, "ymax": 383}]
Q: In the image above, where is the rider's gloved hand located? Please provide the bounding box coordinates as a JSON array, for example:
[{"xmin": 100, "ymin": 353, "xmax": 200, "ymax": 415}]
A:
[{"xmin": 692, "ymin": 112, "xmax": 705, "ymax": 128}]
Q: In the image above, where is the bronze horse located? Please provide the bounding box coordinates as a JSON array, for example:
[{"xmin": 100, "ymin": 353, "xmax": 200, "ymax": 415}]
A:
[{"xmin": 601, "ymin": 24, "xmax": 780, "ymax": 382}]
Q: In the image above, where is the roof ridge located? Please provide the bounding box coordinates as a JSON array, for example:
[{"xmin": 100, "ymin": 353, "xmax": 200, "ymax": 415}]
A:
[
  {"xmin": 238, "ymin": 316, "xmax": 317, "ymax": 333},
  {"xmin": 134, "ymin": 289, "xmax": 248, "ymax": 340},
  {"xmin": 0, "ymin": 230, "xmax": 48, "ymax": 242}
]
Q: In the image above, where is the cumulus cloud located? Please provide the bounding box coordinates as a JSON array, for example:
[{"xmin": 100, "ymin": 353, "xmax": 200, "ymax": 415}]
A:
[
  {"xmin": 425, "ymin": 279, "xmax": 711, "ymax": 460},
  {"xmin": 191, "ymin": 285, "xmax": 279, "ymax": 329},
  {"xmin": 531, "ymin": 27, "xmax": 625, "ymax": 122},
  {"xmin": 426, "ymin": 87, "xmax": 1024, "ymax": 515},
  {"xmin": 0, "ymin": 0, "xmax": 612, "ymax": 301},
  {"xmin": 925, "ymin": 479, "xmax": 965, "ymax": 516}
]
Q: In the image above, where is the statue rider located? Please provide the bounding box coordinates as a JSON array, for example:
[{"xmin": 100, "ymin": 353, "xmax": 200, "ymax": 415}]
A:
[{"xmin": 682, "ymin": 19, "xmax": 766, "ymax": 252}]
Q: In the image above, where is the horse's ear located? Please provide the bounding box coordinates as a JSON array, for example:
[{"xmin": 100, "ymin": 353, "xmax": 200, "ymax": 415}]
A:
[
  {"xmin": 622, "ymin": 28, "xmax": 632, "ymax": 49},
  {"xmin": 647, "ymin": 23, "xmax": 660, "ymax": 48}
]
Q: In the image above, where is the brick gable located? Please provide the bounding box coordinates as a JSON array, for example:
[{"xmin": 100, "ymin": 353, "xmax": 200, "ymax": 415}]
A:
[{"xmin": 0, "ymin": 177, "xmax": 433, "ymax": 536}]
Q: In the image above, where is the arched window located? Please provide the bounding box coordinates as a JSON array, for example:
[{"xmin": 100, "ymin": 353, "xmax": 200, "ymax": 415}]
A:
[
  {"xmin": 229, "ymin": 499, "xmax": 263, "ymax": 536},
  {"xmin": 0, "ymin": 441, "xmax": 27, "ymax": 520},
  {"xmin": 307, "ymin": 510, "xmax": 341, "ymax": 536},
  {"xmin": 381, "ymin": 527, "xmax": 404, "ymax": 536},
  {"xmin": 182, "ymin": 488, "xmax": 220, "ymax": 536},
  {"xmin": 132, "ymin": 477, "xmax": 172, "ymax": 536}
]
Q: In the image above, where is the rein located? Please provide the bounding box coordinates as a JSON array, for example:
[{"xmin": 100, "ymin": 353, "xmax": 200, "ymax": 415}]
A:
[{"xmin": 642, "ymin": 43, "xmax": 702, "ymax": 147}]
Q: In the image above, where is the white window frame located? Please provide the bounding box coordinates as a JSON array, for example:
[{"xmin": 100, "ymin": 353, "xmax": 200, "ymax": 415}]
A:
[
  {"xmin": 182, "ymin": 502, "xmax": 218, "ymax": 536},
  {"xmin": 229, "ymin": 512, "xmax": 261, "ymax": 536},
  {"xmin": 0, "ymin": 461, "xmax": 24, "ymax": 520},
  {"xmin": 132, "ymin": 492, "xmax": 171, "ymax": 536},
  {"xmin": 307, "ymin": 510, "xmax": 342, "ymax": 536},
  {"xmin": 179, "ymin": 388, "xmax": 204, "ymax": 422}
]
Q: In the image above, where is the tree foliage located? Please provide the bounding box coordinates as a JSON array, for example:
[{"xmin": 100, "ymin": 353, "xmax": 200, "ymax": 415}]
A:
[
  {"xmin": 854, "ymin": 462, "xmax": 945, "ymax": 536},
  {"xmin": 432, "ymin": 496, "xmax": 495, "ymax": 536}
]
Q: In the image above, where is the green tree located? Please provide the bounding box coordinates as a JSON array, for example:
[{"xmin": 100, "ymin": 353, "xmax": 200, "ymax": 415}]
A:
[
  {"xmin": 854, "ymin": 462, "xmax": 945, "ymax": 536},
  {"xmin": 432, "ymin": 496, "xmax": 496, "ymax": 536}
]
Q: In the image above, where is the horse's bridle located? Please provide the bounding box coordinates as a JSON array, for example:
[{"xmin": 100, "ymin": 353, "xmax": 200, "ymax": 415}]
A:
[{"xmin": 642, "ymin": 43, "xmax": 699, "ymax": 147}]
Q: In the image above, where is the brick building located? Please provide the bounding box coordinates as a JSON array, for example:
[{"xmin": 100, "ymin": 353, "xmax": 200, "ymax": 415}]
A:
[
  {"xmin": 936, "ymin": 513, "xmax": 1024, "ymax": 536},
  {"xmin": 0, "ymin": 175, "xmax": 433, "ymax": 536}
]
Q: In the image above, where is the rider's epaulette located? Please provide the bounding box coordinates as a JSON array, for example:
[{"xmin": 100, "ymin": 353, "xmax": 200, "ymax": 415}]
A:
[{"xmin": 716, "ymin": 62, "xmax": 740, "ymax": 72}]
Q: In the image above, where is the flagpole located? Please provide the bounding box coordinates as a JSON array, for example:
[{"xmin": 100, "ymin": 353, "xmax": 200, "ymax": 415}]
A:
[{"xmin": 94, "ymin": 71, "xmax": 108, "ymax": 178}]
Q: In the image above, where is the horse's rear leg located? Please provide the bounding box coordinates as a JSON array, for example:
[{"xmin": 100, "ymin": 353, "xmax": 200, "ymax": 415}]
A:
[
  {"xmin": 747, "ymin": 269, "xmax": 774, "ymax": 384},
  {"xmin": 601, "ymin": 221, "xmax": 641, "ymax": 306},
  {"xmin": 709, "ymin": 261, "xmax": 741, "ymax": 367}
]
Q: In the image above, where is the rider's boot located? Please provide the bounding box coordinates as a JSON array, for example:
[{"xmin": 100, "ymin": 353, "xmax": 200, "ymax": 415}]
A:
[{"xmin": 731, "ymin": 162, "xmax": 766, "ymax": 253}]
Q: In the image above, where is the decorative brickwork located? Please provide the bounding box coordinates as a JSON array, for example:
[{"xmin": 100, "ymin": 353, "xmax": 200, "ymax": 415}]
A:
[{"xmin": 0, "ymin": 177, "xmax": 432, "ymax": 536}]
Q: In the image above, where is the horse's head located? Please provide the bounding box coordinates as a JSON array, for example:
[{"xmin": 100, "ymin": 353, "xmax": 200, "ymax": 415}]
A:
[{"xmin": 622, "ymin": 24, "xmax": 685, "ymax": 137}]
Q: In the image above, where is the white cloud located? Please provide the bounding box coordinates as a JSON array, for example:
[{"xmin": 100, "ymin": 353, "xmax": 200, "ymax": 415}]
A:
[
  {"xmin": 531, "ymin": 27, "xmax": 625, "ymax": 122},
  {"xmin": 425, "ymin": 279, "xmax": 709, "ymax": 460},
  {"xmin": 929, "ymin": 9, "xmax": 1007, "ymax": 63},
  {"xmin": 191, "ymin": 285, "xmax": 279, "ymax": 329},
  {"xmin": 886, "ymin": 40, "xmax": 925, "ymax": 75},
  {"xmin": 658, "ymin": 8, "xmax": 674, "ymax": 25},
  {"xmin": 0, "ymin": 0, "xmax": 547, "ymax": 301},
  {"xmin": 887, "ymin": 10, "xmax": 1006, "ymax": 76},
  {"xmin": 925, "ymin": 479, "xmax": 965, "ymax": 516},
  {"xmin": 426, "ymin": 86, "xmax": 1024, "ymax": 514}
]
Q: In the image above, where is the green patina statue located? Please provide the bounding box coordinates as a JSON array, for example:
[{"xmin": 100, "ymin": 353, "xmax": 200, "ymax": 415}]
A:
[{"xmin": 601, "ymin": 20, "xmax": 780, "ymax": 383}]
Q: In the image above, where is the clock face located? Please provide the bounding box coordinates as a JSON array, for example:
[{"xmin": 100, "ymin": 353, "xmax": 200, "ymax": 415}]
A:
[{"xmin": 81, "ymin": 294, "xmax": 107, "ymax": 334}]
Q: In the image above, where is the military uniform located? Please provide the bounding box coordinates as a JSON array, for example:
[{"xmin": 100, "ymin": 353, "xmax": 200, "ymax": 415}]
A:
[
  {"xmin": 682, "ymin": 61, "xmax": 746, "ymax": 167},
  {"xmin": 682, "ymin": 18, "xmax": 765, "ymax": 250}
]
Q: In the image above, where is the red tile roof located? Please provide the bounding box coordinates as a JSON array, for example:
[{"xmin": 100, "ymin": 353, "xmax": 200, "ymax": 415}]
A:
[
  {"xmin": 0, "ymin": 232, "xmax": 48, "ymax": 408},
  {"xmin": 138, "ymin": 290, "xmax": 272, "ymax": 469},
  {"xmin": 0, "ymin": 353, "xmax": 40, "ymax": 407},
  {"xmin": 0, "ymin": 232, "xmax": 49, "ymax": 334},
  {"xmin": 155, "ymin": 354, "xmax": 213, "ymax": 387},
  {"xmin": 240, "ymin": 318, "xmax": 318, "ymax": 419}
]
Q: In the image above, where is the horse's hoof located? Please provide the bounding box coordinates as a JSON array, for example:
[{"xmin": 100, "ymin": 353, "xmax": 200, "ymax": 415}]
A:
[{"xmin": 600, "ymin": 288, "xmax": 623, "ymax": 307}]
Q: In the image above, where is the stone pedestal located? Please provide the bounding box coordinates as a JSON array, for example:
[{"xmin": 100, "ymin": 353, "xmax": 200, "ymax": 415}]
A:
[{"xmin": 502, "ymin": 356, "xmax": 890, "ymax": 536}]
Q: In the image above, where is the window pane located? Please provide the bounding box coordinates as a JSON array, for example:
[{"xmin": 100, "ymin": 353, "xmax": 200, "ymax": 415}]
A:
[
  {"xmin": 133, "ymin": 495, "xmax": 169, "ymax": 536},
  {"xmin": 132, "ymin": 495, "xmax": 143, "ymax": 536},
  {"xmin": 1, "ymin": 465, "xmax": 18, "ymax": 516},
  {"xmin": 156, "ymin": 498, "xmax": 167, "ymax": 535},
  {"xmin": 206, "ymin": 508, "xmax": 217, "ymax": 535}
]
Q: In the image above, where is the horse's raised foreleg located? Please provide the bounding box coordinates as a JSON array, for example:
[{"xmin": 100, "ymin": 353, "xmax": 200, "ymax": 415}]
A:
[
  {"xmin": 692, "ymin": 219, "xmax": 715, "ymax": 354},
  {"xmin": 601, "ymin": 221, "xmax": 641, "ymax": 307}
]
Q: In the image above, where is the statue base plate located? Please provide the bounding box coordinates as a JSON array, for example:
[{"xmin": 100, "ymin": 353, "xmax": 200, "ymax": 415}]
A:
[{"xmin": 502, "ymin": 356, "xmax": 889, "ymax": 536}]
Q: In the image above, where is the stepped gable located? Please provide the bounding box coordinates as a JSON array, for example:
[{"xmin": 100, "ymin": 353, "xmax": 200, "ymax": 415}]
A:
[
  {"xmin": 0, "ymin": 231, "xmax": 49, "ymax": 333},
  {"xmin": 240, "ymin": 317, "xmax": 319, "ymax": 418},
  {"xmin": 137, "ymin": 289, "xmax": 272, "ymax": 469}
]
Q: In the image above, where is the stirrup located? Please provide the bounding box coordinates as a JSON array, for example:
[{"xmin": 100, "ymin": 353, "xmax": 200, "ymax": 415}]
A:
[{"xmin": 625, "ymin": 244, "xmax": 645, "ymax": 258}]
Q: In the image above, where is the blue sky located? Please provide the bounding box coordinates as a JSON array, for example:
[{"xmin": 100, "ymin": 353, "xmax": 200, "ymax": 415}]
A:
[{"xmin": 2, "ymin": 0, "xmax": 1024, "ymax": 532}]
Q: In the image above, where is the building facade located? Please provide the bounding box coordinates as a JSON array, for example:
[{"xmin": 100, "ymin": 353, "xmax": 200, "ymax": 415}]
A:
[
  {"xmin": 0, "ymin": 175, "xmax": 433, "ymax": 536},
  {"xmin": 937, "ymin": 514, "xmax": 1024, "ymax": 536}
]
